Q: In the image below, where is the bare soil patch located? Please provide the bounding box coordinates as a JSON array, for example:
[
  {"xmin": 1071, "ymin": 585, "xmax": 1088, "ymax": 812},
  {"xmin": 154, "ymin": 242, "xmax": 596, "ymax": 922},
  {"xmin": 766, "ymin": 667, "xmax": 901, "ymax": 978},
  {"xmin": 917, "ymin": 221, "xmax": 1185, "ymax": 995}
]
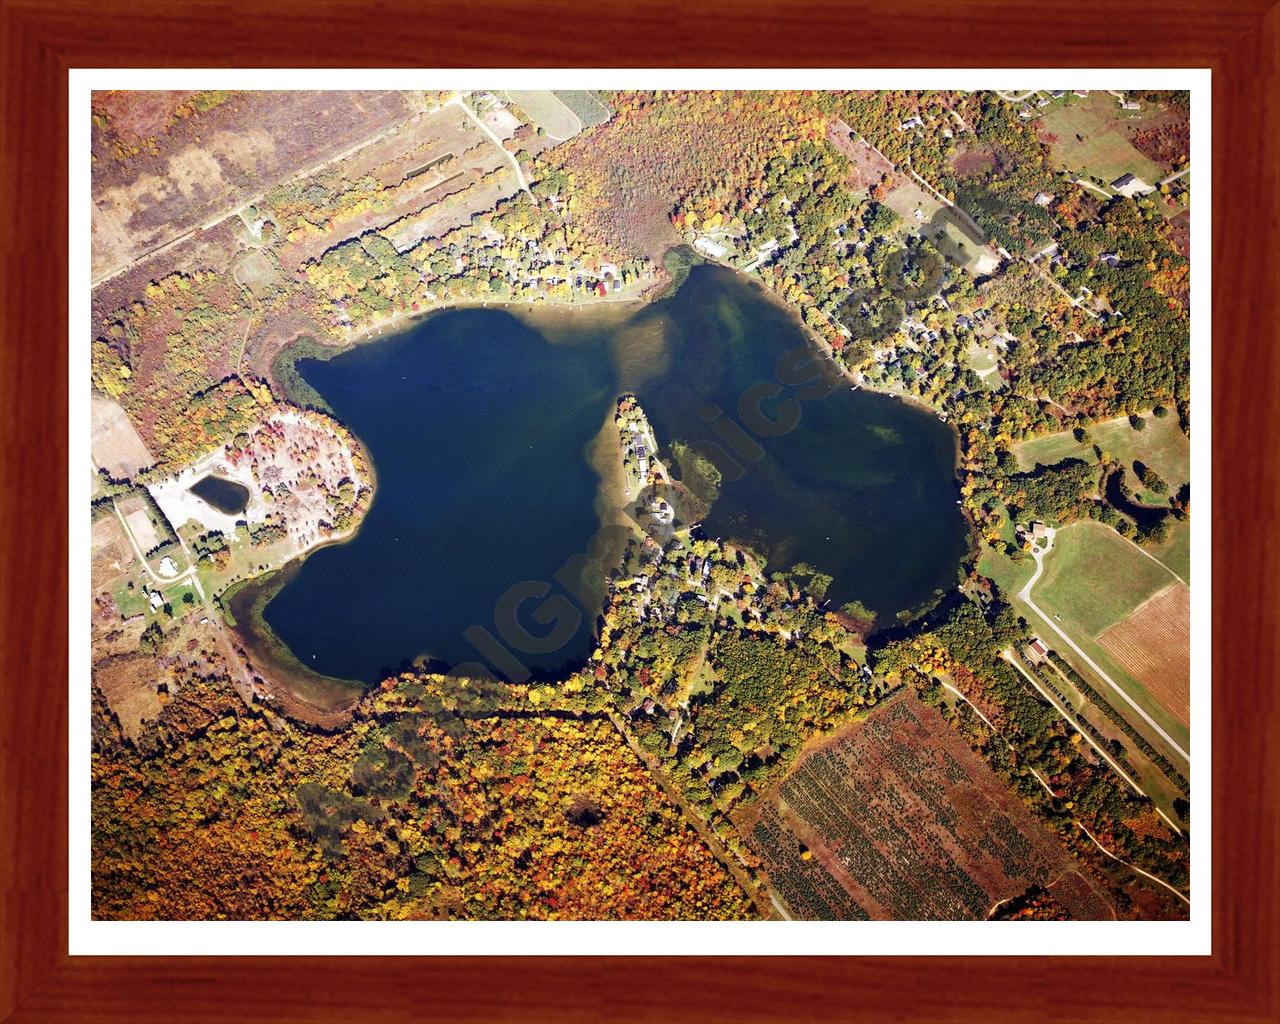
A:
[
  {"xmin": 951, "ymin": 146, "xmax": 996, "ymax": 178},
  {"xmin": 827, "ymin": 122, "xmax": 895, "ymax": 191},
  {"xmin": 93, "ymin": 654, "xmax": 164, "ymax": 739},
  {"xmin": 92, "ymin": 396, "xmax": 154, "ymax": 478}
]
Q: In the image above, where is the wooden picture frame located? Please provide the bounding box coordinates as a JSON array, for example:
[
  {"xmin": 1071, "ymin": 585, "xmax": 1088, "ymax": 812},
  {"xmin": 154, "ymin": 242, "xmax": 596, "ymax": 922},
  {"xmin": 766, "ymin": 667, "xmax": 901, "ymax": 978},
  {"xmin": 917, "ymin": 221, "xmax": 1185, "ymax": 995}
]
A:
[{"xmin": 2, "ymin": 1, "xmax": 1275, "ymax": 1019}]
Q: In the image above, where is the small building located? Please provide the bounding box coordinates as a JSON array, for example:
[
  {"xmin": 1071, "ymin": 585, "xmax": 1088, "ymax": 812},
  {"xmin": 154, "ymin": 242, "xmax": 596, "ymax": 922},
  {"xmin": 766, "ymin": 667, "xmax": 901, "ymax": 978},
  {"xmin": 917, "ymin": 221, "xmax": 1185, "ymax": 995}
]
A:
[
  {"xmin": 148, "ymin": 591, "xmax": 164, "ymax": 613},
  {"xmin": 1111, "ymin": 173, "xmax": 1155, "ymax": 198},
  {"xmin": 898, "ymin": 116, "xmax": 924, "ymax": 131},
  {"xmin": 693, "ymin": 236, "xmax": 729, "ymax": 260},
  {"xmin": 1033, "ymin": 191, "xmax": 1055, "ymax": 207},
  {"xmin": 1026, "ymin": 638, "xmax": 1050, "ymax": 663},
  {"xmin": 1073, "ymin": 90, "xmax": 1090, "ymax": 98},
  {"xmin": 1121, "ymin": 100, "xmax": 1140, "ymax": 111}
]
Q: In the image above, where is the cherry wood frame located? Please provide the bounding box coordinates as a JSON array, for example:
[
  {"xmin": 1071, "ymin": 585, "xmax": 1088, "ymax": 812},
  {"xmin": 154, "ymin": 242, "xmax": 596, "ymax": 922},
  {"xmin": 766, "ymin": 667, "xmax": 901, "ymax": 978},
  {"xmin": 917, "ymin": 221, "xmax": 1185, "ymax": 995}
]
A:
[{"xmin": 2, "ymin": 1, "xmax": 1276, "ymax": 1020}]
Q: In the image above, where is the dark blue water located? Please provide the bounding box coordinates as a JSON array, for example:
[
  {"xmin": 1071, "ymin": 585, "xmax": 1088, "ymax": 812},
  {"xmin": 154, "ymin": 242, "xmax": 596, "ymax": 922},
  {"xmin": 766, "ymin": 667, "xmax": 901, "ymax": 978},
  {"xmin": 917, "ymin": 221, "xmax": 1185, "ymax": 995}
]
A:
[{"xmin": 259, "ymin": 265, "xmax": 970, "ymax": 684}]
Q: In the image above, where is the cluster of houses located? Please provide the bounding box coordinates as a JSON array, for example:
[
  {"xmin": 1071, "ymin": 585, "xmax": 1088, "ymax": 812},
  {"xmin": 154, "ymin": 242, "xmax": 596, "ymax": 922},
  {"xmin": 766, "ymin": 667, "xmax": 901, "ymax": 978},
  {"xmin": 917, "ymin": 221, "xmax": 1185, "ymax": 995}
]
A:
[{"xmin": 614, "ymin": 544, "xmax": 721, "ymax": 624}]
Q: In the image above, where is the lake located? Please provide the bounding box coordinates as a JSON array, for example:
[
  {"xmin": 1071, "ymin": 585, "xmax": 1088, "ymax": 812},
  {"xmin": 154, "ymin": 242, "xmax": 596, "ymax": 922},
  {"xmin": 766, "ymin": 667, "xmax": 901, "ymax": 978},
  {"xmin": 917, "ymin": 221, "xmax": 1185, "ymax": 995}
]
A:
[{"xmin": 255, "ymin": 264, "xmax": 970, "ymax": 686}]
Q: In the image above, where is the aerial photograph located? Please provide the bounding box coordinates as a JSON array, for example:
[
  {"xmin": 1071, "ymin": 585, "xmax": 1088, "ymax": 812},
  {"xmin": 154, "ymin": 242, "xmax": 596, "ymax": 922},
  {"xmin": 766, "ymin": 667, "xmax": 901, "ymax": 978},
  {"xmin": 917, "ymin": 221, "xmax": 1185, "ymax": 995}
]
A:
[{"xmin": 88, "ymin": 87, "xmax": 1192, "ymax": 922}]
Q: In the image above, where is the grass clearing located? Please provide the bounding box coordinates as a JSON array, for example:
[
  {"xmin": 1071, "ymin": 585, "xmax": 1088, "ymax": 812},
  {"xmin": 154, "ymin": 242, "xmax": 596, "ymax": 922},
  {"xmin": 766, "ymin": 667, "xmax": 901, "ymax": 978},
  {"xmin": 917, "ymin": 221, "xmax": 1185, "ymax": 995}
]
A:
[
  {"xmin": 1040, "ymin": 93, "xmax": 1164, "ymax": 186},
  {"xmin": 91, "ymin": 396, "xmax": 154, "ymax": 478},
  {"xmin": 112, "ymin": 580, "xmax": 149, "ymax": 618},
  {"xmin": 1014, "ymin": 413, "xmax": 1189, "ymax": 490},
  {"xmin": 503, "ymin": 91, "xmax": 582, "ymax": 141},
  {"xmin": 1034, "ymin": 522, "xmax": 1175, "ymax": 638}
]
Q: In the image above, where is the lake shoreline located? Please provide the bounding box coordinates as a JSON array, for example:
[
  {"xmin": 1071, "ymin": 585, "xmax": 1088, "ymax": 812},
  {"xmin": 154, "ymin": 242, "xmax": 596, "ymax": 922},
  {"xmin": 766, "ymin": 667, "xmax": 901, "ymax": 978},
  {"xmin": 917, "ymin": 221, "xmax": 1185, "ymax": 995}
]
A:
[{"xmin": 250, "ymin": 259, "xmax": 974, "ymax": 721}]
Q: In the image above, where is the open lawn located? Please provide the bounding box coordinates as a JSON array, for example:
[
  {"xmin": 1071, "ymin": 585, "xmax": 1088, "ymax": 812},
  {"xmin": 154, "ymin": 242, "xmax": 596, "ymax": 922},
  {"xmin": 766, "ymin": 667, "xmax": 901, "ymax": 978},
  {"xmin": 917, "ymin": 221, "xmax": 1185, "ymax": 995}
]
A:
[
  {"xmin": 503, "ymin": 91, "xmax": 581, "ymax": 141},
  {"xmin": 881, "ymin": 180, "xmax": 990, "ymax": 274},
  {"xmin": 91, "ymin": 396, "xmax": 154, "ymax": 478},
  {"xmin": 1034, "ymin": 522, "xmax": 1176, "ymax": 638},
  {"xmin": 1039, "ymin": 93, "xmax": 1165, "ymax": 187},
  {"xmin": 1014, "ymin": 412, "xmax": 1189, "ymax": 495}
]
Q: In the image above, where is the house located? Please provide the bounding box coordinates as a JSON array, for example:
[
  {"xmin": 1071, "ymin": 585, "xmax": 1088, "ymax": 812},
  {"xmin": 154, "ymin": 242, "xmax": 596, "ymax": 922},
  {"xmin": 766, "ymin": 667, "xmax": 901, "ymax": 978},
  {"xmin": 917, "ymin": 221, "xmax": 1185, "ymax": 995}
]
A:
[
  {"xmin": 158, "ymin": 554, "xmax": 179, "ymax": 577},
  {"xmin": 898, "ymin": 116, "xmax": 924, "ymax": 131},
  {"xmin": 1032, "ymin": 241, "xmax": 1059, "ymax": 260},
  {"xmin": 693, "ymin": 236, "xmax": 729, "ymax": 260},
  {"xmin": 1073, "ymin": 90, "xmax": 1090, "ymax": 98},
  {"xmin": 148, "ymin": 591, "xmax": 164, "ymax": 613},
  {"xmin": 1033, "ymin": 191, "xmax": 1055, "ymax": 207},
  {"xmin": 1031, "ymin": 521, "xmax": 1048, "ymax": 540},
  {"xmin": 1121, "ymin": 100, "xmax": 1140, "ymax": 111},
  {"xmin": 1050, "ymin": 90, "xmax": 1066, "ymax": 98},
  {"xmin": 1111, "ymin": 173, "xmax": 1155, "ymax": 198},
  {"xmin": 1099, "ymin": 252, "xmax": 1121, "ymax": 267}
]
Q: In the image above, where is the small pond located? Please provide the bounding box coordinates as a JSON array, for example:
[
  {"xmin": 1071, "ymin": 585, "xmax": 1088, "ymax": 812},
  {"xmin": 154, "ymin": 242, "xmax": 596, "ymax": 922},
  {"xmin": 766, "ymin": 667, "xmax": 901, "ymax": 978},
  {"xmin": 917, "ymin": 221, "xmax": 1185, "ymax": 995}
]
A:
[{"xmin": 189, "ymin": 474, "xmax": 251, "ymax": 516}]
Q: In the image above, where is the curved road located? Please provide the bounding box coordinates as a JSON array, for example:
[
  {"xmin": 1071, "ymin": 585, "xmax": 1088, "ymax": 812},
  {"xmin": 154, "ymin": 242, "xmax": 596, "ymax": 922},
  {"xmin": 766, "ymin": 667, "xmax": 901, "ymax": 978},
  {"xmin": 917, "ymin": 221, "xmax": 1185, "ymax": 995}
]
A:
[{"xmin": 448, "ymin": 95, "xmax": 531, "ymax": 196}]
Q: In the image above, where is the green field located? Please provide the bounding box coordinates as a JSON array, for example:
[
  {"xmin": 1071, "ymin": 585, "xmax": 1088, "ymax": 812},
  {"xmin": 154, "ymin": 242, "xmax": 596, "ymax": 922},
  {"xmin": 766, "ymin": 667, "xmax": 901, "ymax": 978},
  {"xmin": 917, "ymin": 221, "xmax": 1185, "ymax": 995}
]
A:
[
  {"xmin": 502, "ymin": 90, "xmax": 581, "ymax": 140},
  {"xmin": 162, "ymin": 581, "xmax": 200, "ymax": 615},
  {"xmin": 1014, "ymin": 412, "xmax": 1189, "ymax": 495},
  {"xmin": 112, "ymin": 580, "xmax": 149, "ymax": 619},
  {"xmin": 1040, "ymin": 93, "xmax": 1164, "ymax": 187},
  {"xmin": 1033, "ymin": 522, "xmax": 1176, "ymax": 638},
  {"xmin": 1146, "ymin": 519, "xmax": 1190, "ymax": 581}
]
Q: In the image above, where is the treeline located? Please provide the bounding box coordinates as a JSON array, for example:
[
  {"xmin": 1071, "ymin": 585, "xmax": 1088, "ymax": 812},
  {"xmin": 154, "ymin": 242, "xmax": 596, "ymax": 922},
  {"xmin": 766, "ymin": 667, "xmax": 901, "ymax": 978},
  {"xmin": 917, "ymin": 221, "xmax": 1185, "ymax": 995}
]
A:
[{"xmin": 1047, "ymin": 651, "xmax": 1189, "ymax": 796}]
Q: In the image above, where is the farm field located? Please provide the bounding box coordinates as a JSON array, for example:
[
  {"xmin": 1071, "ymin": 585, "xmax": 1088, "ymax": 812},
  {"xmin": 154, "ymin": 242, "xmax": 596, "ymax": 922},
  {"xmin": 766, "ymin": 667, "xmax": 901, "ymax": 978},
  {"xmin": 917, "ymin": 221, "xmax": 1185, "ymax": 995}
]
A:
[
  {"xmin": 91, "ymin": 90, "xmax": 416, "ymax": 279},
  {"xmin": 503, "ymin": 91, "xmax": 582, "ymax": 140},
  {"xmin": 749, "ymin": 690, "xmax": 1115, "ymax": 920},
  {"xmin": 552, "ymin": 90, "xmax": 612, "ymax": 128},
  {"xmin": 1039, "ymin": 93, "xmax": 1165, "ymax": 186},
  {"xmin": 1098, "ymin": 583, "xmax": 1191, "ymax": 729},
  {"xmin": 1025, "ymin": 522, "xmax": 1190, "ymax": 758}
]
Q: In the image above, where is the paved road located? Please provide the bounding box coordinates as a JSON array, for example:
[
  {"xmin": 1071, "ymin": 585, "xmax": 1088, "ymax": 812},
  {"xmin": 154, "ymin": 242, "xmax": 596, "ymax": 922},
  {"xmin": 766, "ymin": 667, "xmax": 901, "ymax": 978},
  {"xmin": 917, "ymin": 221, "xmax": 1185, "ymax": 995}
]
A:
[
  {"xmin": 1003, "ymin": 649, "xmax": 1184, "ymax": 836},
  {"xmin": 1017, "ymin": 527, "xmax": 1191, "ymax": 764}
]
